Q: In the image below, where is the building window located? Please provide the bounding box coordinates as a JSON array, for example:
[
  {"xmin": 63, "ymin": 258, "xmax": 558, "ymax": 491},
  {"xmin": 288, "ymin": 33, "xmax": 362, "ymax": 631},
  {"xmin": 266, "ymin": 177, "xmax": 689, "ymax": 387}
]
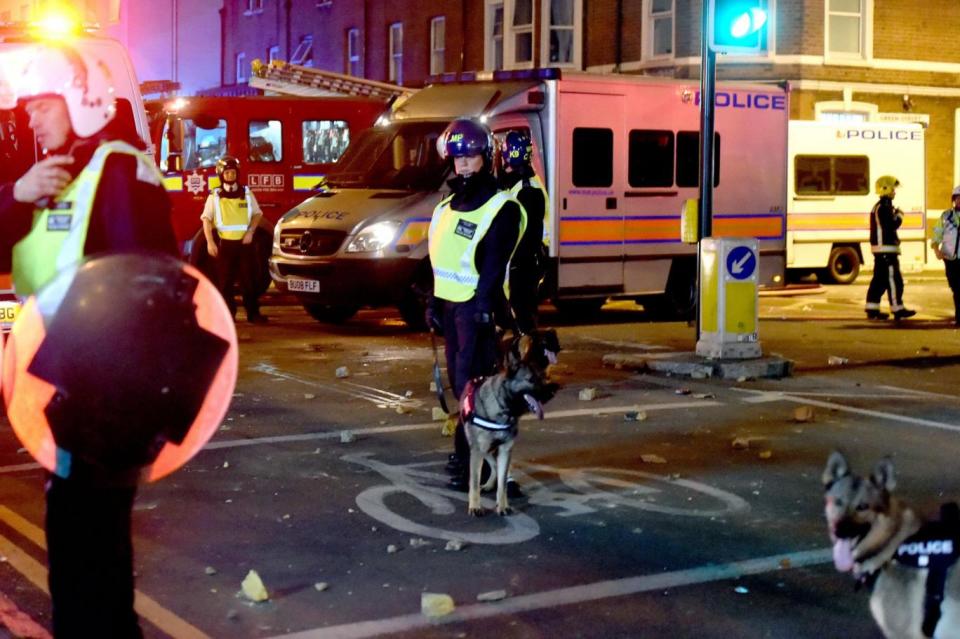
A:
[
  {"xmin": 643, "ymin": 0, "xmax": 674, "ymax": 59},
  {"xmin": 430, "ymin": 17, "xmax": 446, "ymax": 75},
  {"xmin": 236, "ymin": 53, "xmax": 247, "ymax": 84},
  {"xmin": 486, "ymin": 2, "xmax": 505, "ymax": 70},
  {"xmin": 268, "ymin": 45, "xmax": 280, "ymax": 63},
  {"xmin": 826, "ymin": 0, "xmax": 865, "ymax": 56},
  {"xmin": 347, "ymin": 28, "xmax": 362, "ymax": 77},
  {"xmin": 291, "ymin": 35, "xmax": 314, "ymax": 67},
  {"xmin": 511, "ymin": 0, "xmax": 534, "ymax": 66},
  {"xmin": 814, "ymin": 100, "xmax": 877, "ymax": 121},
  {"xmin": 541, "ymin": 0, "xmax": 581, "ymax": 67},
  {"xmin": 389, "ymin": 22, "xmax": 403, "ymax": 85}
]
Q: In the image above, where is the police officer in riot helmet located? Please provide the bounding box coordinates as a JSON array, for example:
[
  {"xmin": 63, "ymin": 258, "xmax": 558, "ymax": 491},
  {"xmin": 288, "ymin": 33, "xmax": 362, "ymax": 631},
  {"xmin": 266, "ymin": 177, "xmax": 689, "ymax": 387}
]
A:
[
  {"xmin": 201, "ymin": 154, "xmax": 267, "ymax": 323},
  {"xmin": 426, "ymin": 117, "xmax": 527, "ymax": 492},
  {"xmin": 498, "ymin": 131, "xmax": 548, "ymax": 334},
  {"xmin": 0, "ymin": 42, "xmax": 177, "ymax": 636}
]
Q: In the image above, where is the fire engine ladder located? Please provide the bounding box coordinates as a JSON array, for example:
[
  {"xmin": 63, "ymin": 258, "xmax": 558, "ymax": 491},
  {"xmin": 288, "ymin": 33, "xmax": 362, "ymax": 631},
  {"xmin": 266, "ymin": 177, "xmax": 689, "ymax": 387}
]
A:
[{"xmin": 249, "ymin": 59, "xmax": 417, "ymax": 102}]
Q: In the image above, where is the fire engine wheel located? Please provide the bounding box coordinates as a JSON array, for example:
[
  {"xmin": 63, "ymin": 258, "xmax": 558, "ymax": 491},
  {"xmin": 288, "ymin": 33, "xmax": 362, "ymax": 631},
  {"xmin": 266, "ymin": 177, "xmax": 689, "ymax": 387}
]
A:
[
  {"xmin": 303, "ymin": 303, "xmax": 359, "ymax": 324},
  {"xmin": 824, "ymin": 245, "xmax": 860, "ymax": 285}
]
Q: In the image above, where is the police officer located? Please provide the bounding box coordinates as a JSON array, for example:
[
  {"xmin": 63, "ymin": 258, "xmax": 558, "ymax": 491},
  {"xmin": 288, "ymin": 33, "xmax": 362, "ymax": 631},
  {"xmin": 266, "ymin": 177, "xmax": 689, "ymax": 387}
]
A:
[
  {"xmin": 426, "ymin": 118, "xmax": 526, "ymax": 491},
  {"xmin": 0, "ymin": 43, "xmax": 177, "ymax": 636},
  {"xmin": 932, "ymin": 185, "xmax": 960, "ymax": 326},
  {"xmin": 498, "ymin": 131, "xmax": 549, "ymax": 334},
  {"xmin": 201, "ymin": 155, "xmax": 267, "ymax": 323},
  {"xmin": 865, "ymin": 175, "xmax": 916, "ymax": 321}
]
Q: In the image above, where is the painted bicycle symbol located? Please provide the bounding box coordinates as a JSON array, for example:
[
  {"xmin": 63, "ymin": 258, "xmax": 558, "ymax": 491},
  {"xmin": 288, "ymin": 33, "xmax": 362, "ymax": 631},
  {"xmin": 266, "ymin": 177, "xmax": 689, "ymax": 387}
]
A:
[{"xmin": 345, "ymin": 453, "xmax": 750, "ymax": 545}]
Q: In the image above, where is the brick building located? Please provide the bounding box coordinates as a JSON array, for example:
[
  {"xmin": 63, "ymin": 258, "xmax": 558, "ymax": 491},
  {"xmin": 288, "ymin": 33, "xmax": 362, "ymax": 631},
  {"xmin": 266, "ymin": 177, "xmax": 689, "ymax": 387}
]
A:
[{"xmin": 220, "ymin": 0, "xmax": 959, "ymax": 209}]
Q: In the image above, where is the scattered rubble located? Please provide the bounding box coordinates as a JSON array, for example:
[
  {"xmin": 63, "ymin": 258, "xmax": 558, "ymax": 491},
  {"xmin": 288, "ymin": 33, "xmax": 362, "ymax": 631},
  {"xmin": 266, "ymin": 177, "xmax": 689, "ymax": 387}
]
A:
[
  {"xmin": 314, "ymin": 582, "xmax": 329, "ymax": 592},
  {"xmin": 444, "ymin": 540, "xmax": 466, "ymax": 552},
  {"xmin": 335, "ymin": 366, "xmax": 350, "ymax": 378},
  {"xmin": 792, "ymin": 406, "xmax": 815, "ymax": 423},
  {"xmin": 421, "ymin": 593, "xmax": 455, "ymax": 618},
  {"xmin": 623, "ymin": 410, "xmax": 648, "ymax": 422},
  {"xmin": 240, "ymin": 570, "xmax": 269, "ymax": 602},
  {"xmin": 476, "ymin": 590, "xmax": 508, "ymax": 602},
  {"xmin": 827, "ymin": 355, "xmax": 848, "ymax": 366},
  {"xmin": 340, "ymin": 431, "xmax": 356, "ymax": 444},
  {"xmin": 578, "ymin": 388, "xmax": 598, "ymax": 401},
  {"xmin": 640, "ymin": 454, "xmax": 667, "ymax": 464}
]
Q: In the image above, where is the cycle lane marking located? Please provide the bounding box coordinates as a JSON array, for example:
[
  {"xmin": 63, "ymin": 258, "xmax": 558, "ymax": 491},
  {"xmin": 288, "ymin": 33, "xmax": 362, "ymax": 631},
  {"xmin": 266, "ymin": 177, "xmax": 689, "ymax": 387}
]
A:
[
  {"xmin": 266, "ymin": 548, "xmax": 833, "ymax": 639},
  {"xmin": 0, "ymin": 506, "xmax": 211, "ymax": 639}
]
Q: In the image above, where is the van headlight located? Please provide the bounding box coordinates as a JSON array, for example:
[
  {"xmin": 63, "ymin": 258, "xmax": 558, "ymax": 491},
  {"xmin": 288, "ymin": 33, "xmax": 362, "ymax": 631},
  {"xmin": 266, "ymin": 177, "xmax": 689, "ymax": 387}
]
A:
[
  {"xmin": 346, "ymin": 220, "xmax": 401, "ymax": 253},
  {"xmin": 272, "ymin": 221, "xmax": 282, "ymax": 249}
]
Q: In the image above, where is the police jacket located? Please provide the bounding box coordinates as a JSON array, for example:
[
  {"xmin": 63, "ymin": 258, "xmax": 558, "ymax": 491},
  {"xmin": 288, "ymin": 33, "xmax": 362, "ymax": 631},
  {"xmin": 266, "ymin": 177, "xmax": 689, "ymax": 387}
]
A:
[
  {"xmin": 869, "ymin": 196, "xmax": 903, "ymax": 254},
  {"xmin": 500, "ymin": 166, "xmax": 545, "ymax": 270},
  {"xmin": 433, "ymin": 172, "xmax": 521, "ymax": 314},
  {"xmin": 0, "ymin": 119, "xmax": 177, "ymax": 272}
]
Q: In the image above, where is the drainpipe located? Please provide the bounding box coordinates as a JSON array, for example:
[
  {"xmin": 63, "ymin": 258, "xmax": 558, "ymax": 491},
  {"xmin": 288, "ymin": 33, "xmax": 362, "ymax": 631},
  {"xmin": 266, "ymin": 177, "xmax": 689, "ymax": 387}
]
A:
[
  {"xmin": 460, "ymin": 0, "xmax": 466, "ymax": 72},
  {"xmin": 285, "ymin": 0, "xmax": 292, "ymax": 59},
  {"xmin": 219, "ymin": 2, "xmax": 226, "ymax": 88},
  {"xmin": 614, "ymin": 0, "xmax": 623, "ymax": 73}
]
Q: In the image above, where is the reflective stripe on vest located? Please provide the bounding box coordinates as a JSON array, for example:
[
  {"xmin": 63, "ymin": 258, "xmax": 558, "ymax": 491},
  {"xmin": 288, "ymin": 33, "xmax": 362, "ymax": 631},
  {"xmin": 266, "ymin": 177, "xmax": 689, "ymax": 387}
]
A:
[
  {"xmin": 510, "ymin": 173, "xmax": 550, "ymax": 247},
  {"xmin": 428, "ymin": 191, "xmax": 525, "ymax": 302},
  {"xmin": 213, "ymin": 187, "xmax": 253, "ymax": 240},
  {"xmin": 11, "ymin": 140, "xmax": 162, "ymax": 298}
]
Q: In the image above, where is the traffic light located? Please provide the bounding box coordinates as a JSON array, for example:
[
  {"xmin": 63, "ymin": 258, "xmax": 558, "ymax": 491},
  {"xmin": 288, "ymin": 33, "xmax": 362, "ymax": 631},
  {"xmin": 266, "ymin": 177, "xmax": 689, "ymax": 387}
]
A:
[{"xmin": 708, "ymin": 0, "xmax": 768, "ymax": 54}]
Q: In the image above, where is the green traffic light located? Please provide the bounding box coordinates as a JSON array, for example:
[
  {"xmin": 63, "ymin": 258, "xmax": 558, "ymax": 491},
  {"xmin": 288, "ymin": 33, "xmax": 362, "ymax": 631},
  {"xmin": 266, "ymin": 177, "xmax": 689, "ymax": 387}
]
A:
[
  {"xmin": 730, "ymin": 8, "xmax": 767, "ymax": 38},
  {"xmin": 709, "ymin": 0, "xmax": 767, "ymax": 53}
]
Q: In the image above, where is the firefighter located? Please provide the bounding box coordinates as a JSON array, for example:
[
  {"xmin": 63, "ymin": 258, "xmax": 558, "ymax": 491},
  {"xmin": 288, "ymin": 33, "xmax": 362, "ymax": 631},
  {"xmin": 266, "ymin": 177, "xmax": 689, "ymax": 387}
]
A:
[
  {"xmin": 0, "ymin": 42, "xmax": 177, "ymax": 636},
  {"xmin": 201, "ymin": 155, "xmax": 267, "ymax": 323},
  {"xmin": 425, "ymin": 118, "xmax": 526, "ymax": 492},
  {"xmin": 498, "ymin": 131, "xmax": 549, "ymax": 334},
  {"xmin": 865, "ymin": 175, "xmax": 916, "ymax": 321}
]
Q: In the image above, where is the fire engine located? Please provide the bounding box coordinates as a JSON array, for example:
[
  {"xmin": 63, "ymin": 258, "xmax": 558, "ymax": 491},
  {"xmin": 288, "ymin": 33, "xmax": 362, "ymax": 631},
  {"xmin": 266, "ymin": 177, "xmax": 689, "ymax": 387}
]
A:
[
  {"xmin": 0, "ymin": 13, "xmax": 154, "ymax": 332},
  {"xmin": 149, "ymin": 92, "xmax": 385, "ymax": 287},
  {"xmin": 268, "ymin": 68, "xmax": 788, "ymax": 327}
]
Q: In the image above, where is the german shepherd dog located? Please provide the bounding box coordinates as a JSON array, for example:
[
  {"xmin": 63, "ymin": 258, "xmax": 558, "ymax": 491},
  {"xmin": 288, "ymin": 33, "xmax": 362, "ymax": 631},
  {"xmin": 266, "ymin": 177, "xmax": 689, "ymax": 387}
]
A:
[
  {"xmin": 823, "ymin": 451, "xmax": 960, "ymax": 638},
  {"xmin": 463, "ymin": 332, "xmax": 559, "ymax": 517}
]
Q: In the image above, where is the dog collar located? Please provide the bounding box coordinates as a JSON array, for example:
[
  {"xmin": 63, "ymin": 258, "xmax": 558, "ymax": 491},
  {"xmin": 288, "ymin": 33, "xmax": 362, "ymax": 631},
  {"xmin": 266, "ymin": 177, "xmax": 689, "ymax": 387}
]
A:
[
  {"xmin": 471, "ymin": 414, "xmax": 517, "ymax": 430},
  {"xmin": 460, "ymin": 379, "xmax": 518, "ymax": 430}
]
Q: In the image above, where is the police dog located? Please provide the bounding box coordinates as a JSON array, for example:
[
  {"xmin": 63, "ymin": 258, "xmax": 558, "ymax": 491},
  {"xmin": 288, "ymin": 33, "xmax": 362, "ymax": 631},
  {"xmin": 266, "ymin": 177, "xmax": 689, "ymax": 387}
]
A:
[
  {"xmin": 823, "ymin": 451, "xmax": 960, "ymax": 639},
  {"xmin": 463, "ymin": 334, "xmax": 558, "ymax": 517}
]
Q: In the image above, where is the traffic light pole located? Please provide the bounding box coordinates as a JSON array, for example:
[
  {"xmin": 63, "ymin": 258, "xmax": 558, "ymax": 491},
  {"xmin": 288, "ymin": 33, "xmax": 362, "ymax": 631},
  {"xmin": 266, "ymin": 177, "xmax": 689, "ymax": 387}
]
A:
[{"xmin": 696, "ymin": 3, "xmax": 718, "ymax": 340}]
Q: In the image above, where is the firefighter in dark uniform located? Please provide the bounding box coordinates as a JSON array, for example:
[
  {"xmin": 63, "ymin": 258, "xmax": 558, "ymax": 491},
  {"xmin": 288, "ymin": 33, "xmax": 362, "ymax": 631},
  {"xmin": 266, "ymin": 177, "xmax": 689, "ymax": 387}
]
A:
[
  {"xmin": 865, "ymin": 175, "xmax": 916, "ymax": 321},
  {"xmin": 0, "ymin": 43, "xmax": 177, "ymax": 637},
  {"xmin": 201, "ymin": 155, "xmax": 267, "ymax": 323},
  {"xmin": 498, "ymin": 131, "xmax": 549, "ymax": 334},
  {"xmin": 425, "ymin": 118, "xmax": 527, "ymax": 492}
]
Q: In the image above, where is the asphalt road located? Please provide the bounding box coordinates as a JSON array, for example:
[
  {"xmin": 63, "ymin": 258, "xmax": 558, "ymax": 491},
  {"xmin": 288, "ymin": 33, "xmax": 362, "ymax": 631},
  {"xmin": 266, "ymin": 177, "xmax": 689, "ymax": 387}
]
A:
[{"xmin": 0, "ymin": 271, "xmax": 958, "ymax": 638}]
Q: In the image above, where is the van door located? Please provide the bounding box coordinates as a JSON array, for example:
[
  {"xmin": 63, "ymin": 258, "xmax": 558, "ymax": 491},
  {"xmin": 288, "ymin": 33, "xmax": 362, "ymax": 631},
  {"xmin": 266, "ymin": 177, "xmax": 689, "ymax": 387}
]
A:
[{"xmin": 555, "ymin": 91, "xmax": 625, "ymax": 296}]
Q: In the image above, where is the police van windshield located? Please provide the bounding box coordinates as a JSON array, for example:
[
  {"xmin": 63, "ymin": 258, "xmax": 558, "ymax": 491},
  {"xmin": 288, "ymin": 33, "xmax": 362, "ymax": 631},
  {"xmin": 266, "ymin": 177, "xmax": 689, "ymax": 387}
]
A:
[{"xmin": 325, "ymin": 121, "xmax": 447, "ymax": 191}]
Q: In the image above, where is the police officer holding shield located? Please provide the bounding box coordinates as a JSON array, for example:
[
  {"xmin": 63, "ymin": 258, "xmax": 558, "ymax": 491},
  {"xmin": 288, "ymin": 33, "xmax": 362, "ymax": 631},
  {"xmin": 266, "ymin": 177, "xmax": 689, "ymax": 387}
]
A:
[{"xmin": 0, "ymin": 43, "xmax": 177, "ymax": 636}]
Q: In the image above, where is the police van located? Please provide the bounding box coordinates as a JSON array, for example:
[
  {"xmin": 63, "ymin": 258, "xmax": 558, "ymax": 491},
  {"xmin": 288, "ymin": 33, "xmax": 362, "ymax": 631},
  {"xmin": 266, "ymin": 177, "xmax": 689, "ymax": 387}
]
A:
[
  {"xmin": 787, "ymin": 120, "xmax": 926, "ymax": 283},
  {"xmin": 269, "ymin": 69, "xmax": 788, "ymax": 326},
  {"xmin": 0, "ymin": 16, "xmax": 155, "ymax": 332},
  {"xmin": 149, "ymin": 95, "xmax": 385, "ymax": 288}
]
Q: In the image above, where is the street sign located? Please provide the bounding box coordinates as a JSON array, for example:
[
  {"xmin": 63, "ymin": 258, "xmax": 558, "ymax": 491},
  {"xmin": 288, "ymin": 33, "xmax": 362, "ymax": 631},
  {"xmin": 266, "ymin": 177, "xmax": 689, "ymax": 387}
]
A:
[{"xmin": 725, "ymin": 245, "xmax": 757, "ymax": 280}]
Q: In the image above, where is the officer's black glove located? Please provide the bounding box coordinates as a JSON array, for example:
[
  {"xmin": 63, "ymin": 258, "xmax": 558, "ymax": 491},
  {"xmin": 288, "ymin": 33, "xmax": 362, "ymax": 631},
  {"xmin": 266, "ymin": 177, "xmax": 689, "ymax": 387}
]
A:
[{"xmin": 426, "ymin": 300, "xmax": 444, "ymax": 335}]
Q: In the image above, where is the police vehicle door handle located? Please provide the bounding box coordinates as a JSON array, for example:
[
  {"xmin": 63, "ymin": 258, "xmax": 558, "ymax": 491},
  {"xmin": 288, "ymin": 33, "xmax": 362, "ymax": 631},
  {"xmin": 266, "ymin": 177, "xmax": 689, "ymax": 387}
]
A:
[
  {"xmin": 562, "ymin": 197, "xmax": 567, "ymax": 210},
  {"xmin": 605, "ymin": 197, "xmax": 617, "ymax": 210}
]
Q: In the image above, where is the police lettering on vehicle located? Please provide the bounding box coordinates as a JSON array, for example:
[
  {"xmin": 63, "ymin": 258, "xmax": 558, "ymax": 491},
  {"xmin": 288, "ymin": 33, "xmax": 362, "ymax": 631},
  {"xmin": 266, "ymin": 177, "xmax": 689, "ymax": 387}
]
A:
[
  {"xmin": 295, "ymin": 210, "xmax": 348, "ymax": 221},
  {"xmin": 454, "ymin": 218, "xmax": 478, "ymax": 240},
  {"xmin": 694, "ymin": 92, "xmax": 786, "ymax": 110},
  {"xmin": 840, "ymin": 129, "xmax": 923, "ymax": 142}
]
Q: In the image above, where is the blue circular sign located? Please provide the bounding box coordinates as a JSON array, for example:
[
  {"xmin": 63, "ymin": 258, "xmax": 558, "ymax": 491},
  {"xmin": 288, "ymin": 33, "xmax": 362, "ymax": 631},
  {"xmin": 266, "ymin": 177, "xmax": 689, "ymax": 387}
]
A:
[{"xmin": 726, "ymin": 246, "xmax": 757, "ymax": 280}]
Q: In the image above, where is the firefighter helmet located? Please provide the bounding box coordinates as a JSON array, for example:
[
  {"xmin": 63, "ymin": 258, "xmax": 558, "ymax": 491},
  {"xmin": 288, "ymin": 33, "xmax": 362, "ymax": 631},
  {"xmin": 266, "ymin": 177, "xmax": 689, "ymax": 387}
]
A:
[
  {"xmin": 216, "ymin": 155, "xmax": 240, "ymax": 184},
  {"xmin": 875, "ymin": 175, "xmax": 900, "ymax": 197},
  {"xmin": 13, "ymin": 43, "xmax": 116, "ymax": 138},
  {"xmin": 2, "ymin": 253, "xmax": 238, "ymax": 483},
  {"xmin": 437, "ymin": 118, "xmax": 494, "ymax": 162},
  {"xmin": 500, "ymin": 130, "xmax": 533, "ymax": 169}
]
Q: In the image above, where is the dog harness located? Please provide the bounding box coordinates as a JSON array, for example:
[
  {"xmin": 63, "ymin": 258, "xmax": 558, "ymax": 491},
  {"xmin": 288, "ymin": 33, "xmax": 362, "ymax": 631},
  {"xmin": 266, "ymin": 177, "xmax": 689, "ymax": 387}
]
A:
[
  {"xmin": 861, "ymin": 503, "xmax": 960, "ymax": 638},
  {"xmin": 460, "ymin": 377, "xmax": 516, "ymax": 431}
]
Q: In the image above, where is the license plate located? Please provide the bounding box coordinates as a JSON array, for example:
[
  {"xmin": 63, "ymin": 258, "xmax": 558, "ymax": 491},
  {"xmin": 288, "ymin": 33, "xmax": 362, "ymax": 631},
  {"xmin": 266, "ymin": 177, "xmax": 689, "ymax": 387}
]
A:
[
  {"xmin": 287, "ymin": 278, "xmax": 320, "ymax": 293},
  {"xmin": 0, "ymin": 300, "xmax": 20, "ymax": 332}
]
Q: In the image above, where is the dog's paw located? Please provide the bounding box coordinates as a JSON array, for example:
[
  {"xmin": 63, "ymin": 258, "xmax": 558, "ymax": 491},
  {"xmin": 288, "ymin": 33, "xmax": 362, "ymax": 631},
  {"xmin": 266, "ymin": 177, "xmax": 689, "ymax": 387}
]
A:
[
  {"xmin": 496, "ymin": 505, "xmax": 513, "ymax": 516},
  {"xmin": 468, "ymin": 506, "xmax": 485, "ymax": 517}
]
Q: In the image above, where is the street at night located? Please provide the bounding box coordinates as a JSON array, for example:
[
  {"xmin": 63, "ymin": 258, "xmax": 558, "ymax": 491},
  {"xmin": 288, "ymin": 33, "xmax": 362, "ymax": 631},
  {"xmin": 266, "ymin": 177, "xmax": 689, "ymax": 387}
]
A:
[{"xmin": 2, "ymin": 277, "xmax": 959, "ymax": 638}]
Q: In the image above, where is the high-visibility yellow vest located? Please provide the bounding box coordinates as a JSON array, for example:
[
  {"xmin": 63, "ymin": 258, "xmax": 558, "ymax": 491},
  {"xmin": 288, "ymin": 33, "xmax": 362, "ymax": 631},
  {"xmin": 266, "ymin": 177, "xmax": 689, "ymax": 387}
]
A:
[
  {"xmin": 509, "ymin": 173, "xmax": 550, "ymax": 248},
  {"xmin": 12, "ymin": 140, "xmax": 162, "ymax": 298},
  {"xmin": 213, "ymin": 187, "xmax": 254, "ymax": 241},
  {"xmin": 428, "ymin": 191, "xmax": 526, "ymax": 302}
]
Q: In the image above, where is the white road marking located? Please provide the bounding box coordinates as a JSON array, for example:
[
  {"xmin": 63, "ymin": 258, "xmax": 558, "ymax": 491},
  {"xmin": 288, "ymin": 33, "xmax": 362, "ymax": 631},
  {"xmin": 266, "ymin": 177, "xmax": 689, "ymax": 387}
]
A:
[
  {"xmin": 252, "ymin": 363, "xmax": 422, "ymax": 408},
  {"xmin": 578, "ymin": 336, "xmax": 670, "ymax": 351},
  {"xmin": 267, "ymin": 548, "xmax": 833, "ymax": 639},
  {"xmin": 877, "ymin": 384, "xmax": 960, "ymax": 402}
]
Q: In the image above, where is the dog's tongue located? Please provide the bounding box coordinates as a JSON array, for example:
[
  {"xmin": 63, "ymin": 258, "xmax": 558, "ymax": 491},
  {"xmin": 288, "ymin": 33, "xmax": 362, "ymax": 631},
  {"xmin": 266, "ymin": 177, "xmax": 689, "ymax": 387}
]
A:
[
  {"xmin": 524, "ymin": 393, "xmax": 544, "ymax": 420},
  {"xmin": 833, "ymin": 538, "xmax": 854, "ymax": 572}
]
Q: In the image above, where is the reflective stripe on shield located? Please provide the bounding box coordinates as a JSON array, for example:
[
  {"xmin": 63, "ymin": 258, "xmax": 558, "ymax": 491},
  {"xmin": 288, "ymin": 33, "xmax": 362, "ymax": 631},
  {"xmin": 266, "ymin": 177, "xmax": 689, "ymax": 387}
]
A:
[{"xmin": 2, "ymin": 253, "xmax": 238, "ymax": 482}]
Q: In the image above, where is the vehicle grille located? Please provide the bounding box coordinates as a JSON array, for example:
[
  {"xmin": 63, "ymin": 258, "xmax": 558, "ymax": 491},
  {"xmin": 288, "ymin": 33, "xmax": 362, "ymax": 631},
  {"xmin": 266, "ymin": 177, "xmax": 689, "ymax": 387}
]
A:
[{"xmin": 279, "ymin": 229, "xmax": 346, "ymax": 256}]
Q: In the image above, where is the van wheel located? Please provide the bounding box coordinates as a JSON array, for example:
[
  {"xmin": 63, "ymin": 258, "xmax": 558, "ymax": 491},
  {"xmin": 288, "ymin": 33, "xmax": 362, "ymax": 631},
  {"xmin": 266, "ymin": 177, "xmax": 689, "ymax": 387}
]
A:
[
  {"xmin": 825, "ymin": 246, "xmax": 860, "ymax": 284},
  {"xmin": 303, "ymin": 303, "xmax": 359, "ymax": 324},
  {"xmin": 397, "ymin": 261, "xmax": 432, "ymax": 331},
  {"xmin": 647, "ymin": 261, "xmax": 696, "ymax": 320}
]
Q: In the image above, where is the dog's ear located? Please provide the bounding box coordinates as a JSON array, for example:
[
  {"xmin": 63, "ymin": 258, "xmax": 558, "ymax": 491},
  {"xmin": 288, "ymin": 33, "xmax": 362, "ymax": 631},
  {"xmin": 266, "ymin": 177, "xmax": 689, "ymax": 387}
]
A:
[
  {"xmin": 870, "ymin": 457, "xmax": 896, "ymax": 492},
  {"xmin": 823, "ymin": 450, "xmax": 851, "ymax": 487}
]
